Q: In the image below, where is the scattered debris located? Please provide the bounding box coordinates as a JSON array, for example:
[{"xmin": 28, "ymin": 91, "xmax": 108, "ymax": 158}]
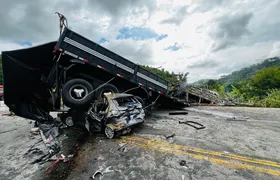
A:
[
  {"xmin": 185, "ymin": 86, "xmax": 235, "ymax": 106},
  {"xmin": 164, "ymin": 133, "xmax": 176, "ymax": 139},
  {"xmin": 39, "ymin": 122, "xmax": 60, "ymax": 155},
  {"xmin": 45, "ymin": 154, "xmax": 72, "ymax": 172},
  {"xmin": 226, "ymin": 117, "xmax": 247, "ymax": 121},
  {"xmin": 30, "ymin": 127, "xmax": 40, "ymax": 135},
  {"xmin": 92, "ymin": 166, "xmax": 114, "ymax": 179},
  {"xmin": 118, "ymin": 143, "xmax": 129, "ymax": 151},
  {"xmin": 153, "ymin": 115, "xmax": 184, "ymax": 121},
  {"xmin": 92, "ymin": 171, "xmax": 103, "ymax": 179},
  {"xmin": 28, "ymin": 135, "xmax": 35, "ymax": 139},
  {"xmin": 223, "ymin": 151, "xmax": 229, "ymax": 155},
  {"xmin": 169, "ymin": 111, "xmax": 188, "ymax": 115},
  {"xmin": 179, "ymin": 121, "xmax": 206, "ymax": 130},
  {"xmin": 1, "ymin": 112, "xmax": 15, "ymax": 116},
  {"xmin": 226, "ymin": 117, "xmax": 236, "ymax": 121},
  {"xmin": 103, "ymin": 166, "xmax": 114, "ymax": 174},
  {"xmin": 179, "ymin": 160, "xmax": 187, "ymax": 166},
  {"xmin": 24, "ymin": 139, "xmax": 44, "ymax": 155}
]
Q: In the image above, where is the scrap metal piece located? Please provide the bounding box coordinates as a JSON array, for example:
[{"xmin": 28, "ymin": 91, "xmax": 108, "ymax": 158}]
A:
[
  {"xmin": 164, "ymin": 133, "xmax": 176, "ymax": 139},
  {"xmin": 169, "ymin": 111, "xmax": 188, "ymax": 115},
  {"xmin": 92, "ymin": 171, "xmax": 103, "ymax": 179},
  {"xmin": 179, "ymin": 160, "xmax": 187, "ymax": 166},
  {"xmin": 118, "ymin": 143, "xmax": 129, "ymax": 151},
  {"xmin": 91, "ymin": 166, "xmax": 114, "ymax": 179},
  {"xmin": 226, "ymin": 117, "xmax": 247, "ymax": 121},
  {"xmin": 45, "ymin": 154, "xmax": 70, "ymax": 172},
  {"xmin": 179, "ymin": 121, "xmax": 205, "ymax": 130}
]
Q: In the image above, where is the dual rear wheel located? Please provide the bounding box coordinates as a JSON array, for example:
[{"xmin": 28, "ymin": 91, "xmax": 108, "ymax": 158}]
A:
[{"xmin": 61, "ymin": 78, "xmax": 119, "ymax": 108}]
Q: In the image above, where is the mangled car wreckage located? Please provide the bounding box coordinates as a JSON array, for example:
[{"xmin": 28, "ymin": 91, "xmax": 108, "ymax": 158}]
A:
[
  {"xmin": 1, "ymin": 13, "xmax": 188, "ymax": 155},
  {"xmin": 90, "ymin": 93, "xmax": 145, "ymax": 138},
  {"xmin": 59, "ymin": 93, "xmax": 145, "ymax": 138}
]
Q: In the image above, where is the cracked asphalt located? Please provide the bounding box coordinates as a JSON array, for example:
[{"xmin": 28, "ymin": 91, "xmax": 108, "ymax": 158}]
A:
[{"xmin": 1, "ymin": 105, "xmax": 280, "ymax": 180}]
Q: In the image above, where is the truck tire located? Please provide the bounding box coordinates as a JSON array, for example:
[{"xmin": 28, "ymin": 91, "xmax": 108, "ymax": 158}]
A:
[
  {"xmin": 62, "ymin": 78, "xmax": 93, "ymax": 108},
  {"xmin": 95, "ymin": 84, "xmax": 119, "ymax": 101},
  {"xmin": 135, "ymin": 96, "xmax": 152, "ymax": 116}
]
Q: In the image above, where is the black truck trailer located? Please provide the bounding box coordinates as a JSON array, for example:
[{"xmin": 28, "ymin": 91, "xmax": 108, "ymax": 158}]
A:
[{"xmin": 1, "ymin": 14, "xmax": 187, "ymax": 122}]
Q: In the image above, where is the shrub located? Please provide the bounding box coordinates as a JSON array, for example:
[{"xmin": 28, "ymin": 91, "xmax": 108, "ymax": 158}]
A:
[{"xmin": 254, "ymin": 89, "xmax": 280, "ymax": 108}]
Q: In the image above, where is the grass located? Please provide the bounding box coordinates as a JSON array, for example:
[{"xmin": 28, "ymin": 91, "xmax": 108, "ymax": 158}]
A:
[{"xmin": 254, "ymin": 89, "xmax": 280, "ymax": 108}]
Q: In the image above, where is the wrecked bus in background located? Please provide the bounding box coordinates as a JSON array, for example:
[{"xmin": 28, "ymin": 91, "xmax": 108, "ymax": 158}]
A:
[{"xmin": 1, "ymin": 13, "xmax": 187, "ymax": 153}]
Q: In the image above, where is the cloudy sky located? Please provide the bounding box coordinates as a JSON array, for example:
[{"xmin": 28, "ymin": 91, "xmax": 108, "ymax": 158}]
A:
[{"xmin": 1, "ymin": 0, "xmax": 280, "ymax": 82}]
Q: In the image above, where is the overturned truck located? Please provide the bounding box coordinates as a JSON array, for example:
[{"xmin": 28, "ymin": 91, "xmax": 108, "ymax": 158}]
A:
[{"xmin": 1, "ymin": 14, "xmax": 187, "ymax": 144}]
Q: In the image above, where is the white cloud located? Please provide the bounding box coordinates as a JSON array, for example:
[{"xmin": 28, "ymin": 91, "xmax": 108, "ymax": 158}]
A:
[
  {"xmin": 269, "ymin": 42, "xmax": 280, "ymax": 58},
  {"xmin": 102, "ymin": 39, "xmax": 155, "ymax": 65},
  {"xmin": 0, "ymin": 42, "xmax": 28, "ymax": 52},
  {"xmin": 1, "ymin": 0, "xmax": 280, "ymax": 83}
]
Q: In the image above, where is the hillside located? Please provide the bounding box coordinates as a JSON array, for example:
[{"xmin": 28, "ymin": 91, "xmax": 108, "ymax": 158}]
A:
[
  {"xmin": 190, "ymin": 56, "xmax": 280, "ymax": 107},
  {"xmin": 219, "ymin": 57, "xmax": 280, "ymax": 84},
  {"xmin": 192, "ymin": 57, "xmax": 280, "ymax": 87}
]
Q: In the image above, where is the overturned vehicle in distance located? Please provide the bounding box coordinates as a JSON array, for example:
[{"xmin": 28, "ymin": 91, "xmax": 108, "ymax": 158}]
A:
[{"xmin": 1, "ymin": 13, "xmax": 188, "ymax": 152}]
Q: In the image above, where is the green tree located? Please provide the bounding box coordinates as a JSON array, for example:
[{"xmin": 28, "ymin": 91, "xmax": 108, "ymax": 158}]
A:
[
  {"xmin": 141, "ymin": 65, "xmax": 180, "ymax": 85},
  {"xmin": 207, "ymin": 79, "xmax": 218, "ymax": 90},
  {"xmin": 251, "ymin": 67, "xmax": 280, "ymax": 96}
]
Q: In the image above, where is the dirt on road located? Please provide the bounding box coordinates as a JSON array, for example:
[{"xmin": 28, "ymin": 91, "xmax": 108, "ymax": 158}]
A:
[{"xmin": 1, "ymin": 106, "xmax": 280, "ymax": 180}]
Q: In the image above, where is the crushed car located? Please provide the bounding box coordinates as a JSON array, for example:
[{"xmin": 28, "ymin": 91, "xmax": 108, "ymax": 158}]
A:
[{"xmin": 60, "ymin": 93, "xmax": 145, "ymax": 138}]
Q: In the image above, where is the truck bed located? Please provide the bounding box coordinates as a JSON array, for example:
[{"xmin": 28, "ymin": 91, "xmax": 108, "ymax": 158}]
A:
[{"xmin": 55, "ymin": 28, "xmax": 168, "ymax": 94}]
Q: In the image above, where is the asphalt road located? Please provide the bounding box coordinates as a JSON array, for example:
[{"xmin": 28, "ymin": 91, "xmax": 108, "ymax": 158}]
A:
[{"xmin": 1, "ymin": 105, "xmax": 280, "ymax": 180}]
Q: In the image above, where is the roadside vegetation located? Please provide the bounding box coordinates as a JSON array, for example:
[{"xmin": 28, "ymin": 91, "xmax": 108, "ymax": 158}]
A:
[
  {"xmin": 192, "ymin": 57, "xmax": 280, "ymax": 108},
  {"xmin": 141, "ymin": 65, "xmax": 189, "ymax": 90}
]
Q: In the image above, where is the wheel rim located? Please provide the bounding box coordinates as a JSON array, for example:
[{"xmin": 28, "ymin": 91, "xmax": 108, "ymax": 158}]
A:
[
  {"xmin": 100, "ymin": 89, "xmax": 114, "ymax": 98},
  {"xmin": 65, "ymin": 116, "xmax": 74, "ymax": 126},
  {"xmin": 69, "ymin": 84, "xmax": 88, "ymax": 101},
  {"xmin": 105, "ymin": 126, "xmax": 114, "ymax": 138}
]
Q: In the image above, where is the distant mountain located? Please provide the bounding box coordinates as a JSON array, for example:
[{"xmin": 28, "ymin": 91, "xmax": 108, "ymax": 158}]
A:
[
  {"xmin": 219, "ymin": 57, "xmax": 280, "ymax": 84},
  {"xmin": 192, "ymin": 57, "xmax": 280, "ymax": 87}
]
